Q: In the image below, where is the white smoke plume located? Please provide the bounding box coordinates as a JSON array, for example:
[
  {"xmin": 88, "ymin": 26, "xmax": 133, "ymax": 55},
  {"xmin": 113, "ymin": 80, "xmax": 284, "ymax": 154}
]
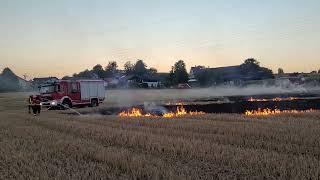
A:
[{"xmin": 105, "ymin": 82, "xmax": 320, "ymax": 107}]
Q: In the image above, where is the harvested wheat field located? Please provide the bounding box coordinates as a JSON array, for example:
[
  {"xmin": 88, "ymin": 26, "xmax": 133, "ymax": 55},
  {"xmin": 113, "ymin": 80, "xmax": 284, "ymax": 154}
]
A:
[{"xmin": 1, "ymin": 92, "xmax": 320, "ymax": 179}]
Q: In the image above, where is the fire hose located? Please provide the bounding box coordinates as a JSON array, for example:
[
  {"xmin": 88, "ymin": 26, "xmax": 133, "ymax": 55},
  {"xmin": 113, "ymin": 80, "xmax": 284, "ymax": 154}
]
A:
[{"xmin": 29, "ymin": 96, "xmax": 82, "ymax": 116}]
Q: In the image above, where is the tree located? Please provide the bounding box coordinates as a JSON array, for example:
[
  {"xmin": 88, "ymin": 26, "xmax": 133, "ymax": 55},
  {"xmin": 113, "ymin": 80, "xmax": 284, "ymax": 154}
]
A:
[
  {"xmin": 171, "ymin": 60, "xmax": 189, "ymax": 84},
  {"xmin": 105, "ymin": 61, "xmax": 118, "ymax": 77},
  {"xmin": 318, "ymin": 69, "xmax": 320, "ymax": 74},
  {"xmin": 278, "ymin": 68, "xmax": 284, "ymax": 75},
  {"xmin": 62, "ymin": 76, "xmax": 72, "ymax": 80},
  {"xmin": 74, "ymin": 69, "xmax": 92, "ymax": 79},
  {"xmin": 133, "ymin": 59, "xmax": 147, "ymax": 76},
  {"xmin": 164, "ymin": 67, "xmax": 175, "ymax": 87},
  {"xmin": 0, "ymin": 68, "xmax": 20, "ymax": 92},
  {"xmin": 124, "ymin": 61, "xmax": 134, "ymax": 75},
  {"xmin": 243, "ymin": 58, "xmax": 260, "ymax": 66},
  {"xmin": 240, "ymin": 58, "xmax": 274, "ymax": 79},
  {"xmin": 240, "ymin": 58, "xmax": 260, "ymax": 73},
  {"xmin": 0, "ymin": 76, "xmax": 5, "ymax": 92},
  {"xmin": 259, "ymin": 67, "xmax": 274, "ymax": 79},
  {"xmin": 148, "ymin": 67, "xmax": 158, "ymax": 75},
  {"xmin": 92, "ymin": 64, "xmax": 104, "ymax": 78}
]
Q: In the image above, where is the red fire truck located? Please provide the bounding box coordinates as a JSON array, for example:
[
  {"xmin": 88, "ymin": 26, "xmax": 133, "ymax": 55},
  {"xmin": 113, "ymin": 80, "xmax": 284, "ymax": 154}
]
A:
[{"xmin": 38, "ymin": 80, "xmax": 105, "ymax": 108}]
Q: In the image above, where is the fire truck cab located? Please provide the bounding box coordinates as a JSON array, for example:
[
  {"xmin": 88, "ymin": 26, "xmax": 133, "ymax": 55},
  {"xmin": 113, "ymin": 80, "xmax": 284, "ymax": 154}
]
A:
[{"xmin": 39, "ymin": 80, "xmax": 105, "ymax": 108}]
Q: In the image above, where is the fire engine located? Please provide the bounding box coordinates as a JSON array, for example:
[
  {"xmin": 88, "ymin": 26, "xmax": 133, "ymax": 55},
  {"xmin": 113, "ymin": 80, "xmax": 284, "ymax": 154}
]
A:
[{"xmin": 38, "ymin": 80, "xmax": 105, "ymax": 108}]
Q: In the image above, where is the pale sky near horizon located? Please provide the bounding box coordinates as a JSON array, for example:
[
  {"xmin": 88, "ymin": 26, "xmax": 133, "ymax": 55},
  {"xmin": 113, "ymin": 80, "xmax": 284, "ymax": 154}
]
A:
[{"xmin": 0, "ymin": 0, "xmax": 319, "ymax": 79}]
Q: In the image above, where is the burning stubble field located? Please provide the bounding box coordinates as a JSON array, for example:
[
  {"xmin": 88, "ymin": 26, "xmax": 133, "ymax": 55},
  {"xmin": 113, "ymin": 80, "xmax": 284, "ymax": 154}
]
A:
[{"xmin": 1, "ymin": 90, "xmax": 320, "ymax": 179}]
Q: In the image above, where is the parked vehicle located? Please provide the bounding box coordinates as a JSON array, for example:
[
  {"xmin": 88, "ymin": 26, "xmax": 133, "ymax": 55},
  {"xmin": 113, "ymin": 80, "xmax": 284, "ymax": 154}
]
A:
[{"xmin": 38, "ymin": 80, "xmax": 105, "ymax": 108}]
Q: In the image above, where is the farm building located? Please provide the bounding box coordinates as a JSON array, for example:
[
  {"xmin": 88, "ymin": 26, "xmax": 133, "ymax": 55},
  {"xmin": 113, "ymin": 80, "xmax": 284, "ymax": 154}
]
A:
[
  {"xmin": 189, "ymin": 65, "xmax": 273, "ymax": 86},
  {"xmin": 119, "ymin": 75, "xmax": 162, "ymax": 88}
]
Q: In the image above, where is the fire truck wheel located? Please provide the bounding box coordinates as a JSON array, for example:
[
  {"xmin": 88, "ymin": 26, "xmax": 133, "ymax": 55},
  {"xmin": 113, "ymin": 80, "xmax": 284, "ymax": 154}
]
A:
[
  {"xmin": 62, "ymin": 99, "xmax": 72, "ymax": 109},
  {"xmin": 90, "ymin": 99, "xmax": 98, "ymax": 107}
]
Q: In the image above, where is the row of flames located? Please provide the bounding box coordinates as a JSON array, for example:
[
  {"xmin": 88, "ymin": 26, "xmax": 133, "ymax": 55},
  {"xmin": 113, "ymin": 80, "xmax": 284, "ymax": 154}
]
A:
[
  {"xmin": 245, "ymin": 108, "xmax": 316, "ymax": 116},
  {"xmin": 248, "ymin": 97, "xmax": 298, "ymax": 102},
  {"xmin": 118, "ymin": 106, "xmax": 205, "ymax": 118}
]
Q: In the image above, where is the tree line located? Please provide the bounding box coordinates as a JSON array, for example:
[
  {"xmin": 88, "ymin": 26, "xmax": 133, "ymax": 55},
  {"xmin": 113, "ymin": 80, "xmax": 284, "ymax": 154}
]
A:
[
  {"xmin": 2, "ymin": 58, "xmax": 319, "ymax": 92},
  {"xmin": 63, "ymin": 60, "xmax": 159, "ymax": 79},
  {"xmin": 64, "ymin": 58, "xmax": 279, "ymax": 87},
  {"xmin": 63, "ymin": 59, "xmax": 190, "ymax": 87}
]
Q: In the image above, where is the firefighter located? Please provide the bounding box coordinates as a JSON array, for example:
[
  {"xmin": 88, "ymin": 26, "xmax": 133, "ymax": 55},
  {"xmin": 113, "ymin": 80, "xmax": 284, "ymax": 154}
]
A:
[
  {"xmin": 28, "ymin": 95, "xmax": 33, "ymax": 114},
  {"xmin": 32, "ymin": 96, "xmax": 41, "ymax": 116}
]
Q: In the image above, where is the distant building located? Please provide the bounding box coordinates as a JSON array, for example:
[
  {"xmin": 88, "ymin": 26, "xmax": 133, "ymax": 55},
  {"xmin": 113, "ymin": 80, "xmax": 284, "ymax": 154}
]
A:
[
  {"xmin": 119, "ymin": 75, "xmax": 162, "ymax": 88},
  {"xmin": 189, "ymin": 66, "xmax": 205, "ymax": 80},
  {"xmin": 189, "ymin": 65, "xmax": 272, "ymax": 85},
  {"xmin": 141, "ymin": 80, "xmax": 160, "ymax": 88}
]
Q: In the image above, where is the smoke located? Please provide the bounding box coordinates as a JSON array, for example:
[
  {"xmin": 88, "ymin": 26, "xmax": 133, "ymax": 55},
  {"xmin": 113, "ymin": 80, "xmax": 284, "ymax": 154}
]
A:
[
  {"xmin": 143, "ymin": 102, "xmax": 169, "ymax": 115},
  {"xmin": 106, "ymin": 82, "xmax": 320, "ymax": 107}
]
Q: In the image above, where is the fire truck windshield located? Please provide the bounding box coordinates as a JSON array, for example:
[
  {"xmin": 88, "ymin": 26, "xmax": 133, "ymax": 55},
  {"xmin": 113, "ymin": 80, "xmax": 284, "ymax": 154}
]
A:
[{"xmin": 39, "ymin": 85, "xmax": 55, "ymax": 94}]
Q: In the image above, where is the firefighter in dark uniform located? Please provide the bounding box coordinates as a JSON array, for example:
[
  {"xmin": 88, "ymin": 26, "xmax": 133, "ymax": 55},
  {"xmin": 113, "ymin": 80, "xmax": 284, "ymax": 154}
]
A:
[{"xmin": 31, "ymin": 96, "xmax": 41, "ymax": 116}]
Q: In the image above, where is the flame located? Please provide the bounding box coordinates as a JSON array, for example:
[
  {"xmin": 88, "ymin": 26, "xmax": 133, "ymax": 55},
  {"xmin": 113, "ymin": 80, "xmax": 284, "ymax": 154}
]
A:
[
  {"xmin": 118, "ymin": 108, "xmax": 144, "ymax": 117},
  {"xmin": 119, "ymin": 105, "xmax": 205, "ymax": 118},
  {"xmin": 248, "ymin": 97, "xmax": 298, "ymax": 102},
  {"xmin": 248, "ymin": 97, "xmax": 267, "ymax": 102},
  {"xmin": 162, "ymin": 112, "xmax": 175, "ymax": 118},
  {"xmin": 245, "ymin": 108, "xmax": 315, "ymax": 116}
]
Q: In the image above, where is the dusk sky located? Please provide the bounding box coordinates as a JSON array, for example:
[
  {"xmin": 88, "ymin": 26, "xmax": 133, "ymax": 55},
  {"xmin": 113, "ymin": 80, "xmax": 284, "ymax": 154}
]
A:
[{"xmin": 0, "ymin": 0, "xmax": 319, "ymax": 78}]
